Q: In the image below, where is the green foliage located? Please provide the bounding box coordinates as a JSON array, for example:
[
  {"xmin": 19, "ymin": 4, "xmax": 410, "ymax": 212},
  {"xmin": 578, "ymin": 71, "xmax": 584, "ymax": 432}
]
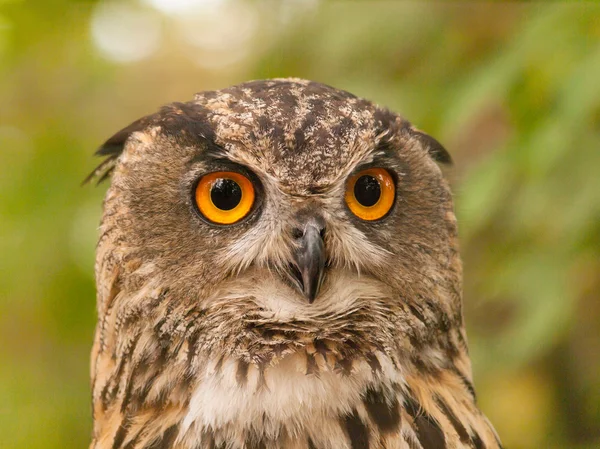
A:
[{"xmin": 0, "ymin": 2, "xmax": 598, "ymax": 448}]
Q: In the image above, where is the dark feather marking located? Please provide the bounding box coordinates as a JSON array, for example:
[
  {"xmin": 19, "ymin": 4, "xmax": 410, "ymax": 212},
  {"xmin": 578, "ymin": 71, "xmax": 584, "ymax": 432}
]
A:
[
  {"xmin": 456, "ymin": 328, "xmax": 469, "ymax": 351},
  {"xmin": 413, "ymin": 416, "xmax": 446, "ymax": 449},
  {"xmin": 126, "ymin": 350, "xmax": 157, "ymax": 409},
  {"xmin": 214, "ymin": 355, "xmax": 224, "ymax": 374},
  {"xmin": 112, "ymin": 419, "xmax": 130, "ymax": 449},
  {"xmin": 407, "ymin": 304, "xmax": 426, "ymax": 324},
  {"xmin": 153, "ymin": 316, "xmax": 168, "ymax": 335},
  {"xmin": 472, "ymin": 432, "xmax": 486, "ymax": 449},
  {"xmin": 122, "ymin": 340, "xmax": 170, "ymax": 413},
  {"xmin": 366, "ymin": 352, "xmax": 382, "ymax": 375},
  {"xmin": 294, "ymin": 128, "xmax": 307, "ymax": 152},
  {"xmin": 271, "ymin": 343, "xmax": 286, "ymax": 358},
  {"xmin": 438, "ymin": 311, "xmax": 452, "ymax": 333},
  {"xmin": 449, "ymin": 366, "xmax": 477, "ymax": 401},
  {"xmin": 244, "ymin": 438, "xmax": 266, "ymax": 449},
  {"xmin": 147, "ymin": 424, "xmax": 179, "ymax": 449},
  {"xmin": 314, "ymin": 339, "xmax": 328, "ymax": 358},
  {"xmin": 410, "ymin": 356, "xmax": 442, "ymax": 378},
  {"xmin": 411, "ymin": 130, "xmax": 452, "ymax": 164},
  {"xmin": 435, "ymin": 396, "xmax": 470, "ymax": 443},
  {"xmin": 187, "ymin": 329, "xmax": 200, "ymax": 369},
  {"xmin": 404, "ymin": 394, "xmax": 446, "ymax": 449},
  {"xmin": 363, "ymin": 386, "xmax": 401, "ymax": 434},
  {"xmin": 102, "ymin": 332, "xmax": 142, "ymax": 411},
  {"xmin": 307, "ymin": 437, "xmax": 317, "ymax": 449},
  {"xmin": 123, "ymin": 433, "xmax": 140, "ymax": 449},
  {"xmin": 100, "ymin": 379, "xmax": 116, "ymax": 412},
  {"xmin": 131, "ymin": 380, "xmax": 153, "ymax": 413},
  {"xmin": 306, "ymin": 352, "xmax": 318, "ymax": 375},
  {"xmin": 335, "ymin": 356, "xmax": 353, "ymax": 376},
  {"xmin": 372, "ymin": 107, "xmax": 399, "ymax": 132},
  {"xmin": 341, "ymin": 410, "xmax": 370, "ymax": 449},
  {"xmin": 236, "ymin": 360, "xmax": 249, "ymax": 386}
]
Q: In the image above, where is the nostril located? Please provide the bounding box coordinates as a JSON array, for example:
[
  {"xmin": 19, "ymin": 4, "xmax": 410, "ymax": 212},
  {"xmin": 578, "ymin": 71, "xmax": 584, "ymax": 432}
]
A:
[{"xmin": 291, "ymin": 228, "xmax": 304, "ymax": 239}]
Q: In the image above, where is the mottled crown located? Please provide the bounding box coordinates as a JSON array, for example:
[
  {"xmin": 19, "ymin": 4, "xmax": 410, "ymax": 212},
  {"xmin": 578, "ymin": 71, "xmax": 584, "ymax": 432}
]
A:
[{"xmin": 88, "ymin": 78, "xmax": 450, "ymax": 186}]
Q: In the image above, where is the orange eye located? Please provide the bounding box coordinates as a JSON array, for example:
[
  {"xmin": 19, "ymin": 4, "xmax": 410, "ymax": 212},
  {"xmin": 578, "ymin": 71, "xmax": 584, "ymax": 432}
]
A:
[
  {"xmin": 345, "ymin": 168, "xmax": 395, "ymax": 221},
  {"xmin": 195, "ymin": 171, "xmax": 255, "ymax": 224}
]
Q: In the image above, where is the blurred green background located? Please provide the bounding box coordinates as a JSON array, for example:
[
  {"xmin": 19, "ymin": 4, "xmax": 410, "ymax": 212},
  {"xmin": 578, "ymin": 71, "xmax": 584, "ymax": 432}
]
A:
[{"xmin": 1, "ymin": 1, "xmax": 599, "ymax": 448}]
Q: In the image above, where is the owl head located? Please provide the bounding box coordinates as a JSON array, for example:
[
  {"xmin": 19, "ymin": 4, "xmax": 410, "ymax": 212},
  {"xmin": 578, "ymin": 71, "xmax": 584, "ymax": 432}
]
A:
[{"xmin": 91, "ymin": 78, "xmax": 462, "ymax": 373}]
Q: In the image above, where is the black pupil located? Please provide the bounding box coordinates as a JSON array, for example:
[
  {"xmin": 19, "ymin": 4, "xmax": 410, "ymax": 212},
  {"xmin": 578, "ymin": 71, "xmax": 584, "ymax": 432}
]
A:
[
  {"xmin": 354, "ymin": 175, "xmax": 381, "ymax": 207},
  {"xmin": 210, "ymin": 178, "xmax": 242, "ymax": 210}
]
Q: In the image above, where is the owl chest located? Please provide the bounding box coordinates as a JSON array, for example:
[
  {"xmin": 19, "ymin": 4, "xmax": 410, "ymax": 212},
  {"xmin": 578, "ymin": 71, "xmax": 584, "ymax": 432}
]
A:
[{"xmin": 181, "ymin": 352, "xmax": 384, "ymax": 438}]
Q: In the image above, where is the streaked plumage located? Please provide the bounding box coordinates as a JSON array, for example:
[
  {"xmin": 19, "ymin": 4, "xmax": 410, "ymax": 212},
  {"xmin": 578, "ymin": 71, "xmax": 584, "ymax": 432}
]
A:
[{"xmin": 89, "ymin": 78, "xmax": 501, "ymax": 449}]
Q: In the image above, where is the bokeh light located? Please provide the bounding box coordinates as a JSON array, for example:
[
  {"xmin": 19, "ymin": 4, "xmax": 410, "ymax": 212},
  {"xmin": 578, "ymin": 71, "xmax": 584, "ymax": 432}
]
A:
[{"xmin": 91, "ymin": 2, "xmax": 162, "ymax": 62}]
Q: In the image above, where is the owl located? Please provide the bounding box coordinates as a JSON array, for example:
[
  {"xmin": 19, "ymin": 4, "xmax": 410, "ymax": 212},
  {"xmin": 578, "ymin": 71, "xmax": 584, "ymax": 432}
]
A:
[{"xmin": 88, "ymin": 78, "xmax": 501, "ymax": 449}]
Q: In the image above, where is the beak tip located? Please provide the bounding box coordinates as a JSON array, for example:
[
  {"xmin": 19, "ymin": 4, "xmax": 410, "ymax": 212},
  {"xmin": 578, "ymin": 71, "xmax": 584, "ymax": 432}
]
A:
[{"xmin": 291, "ymin": 222, "xmax": 327, "ymax": 304}]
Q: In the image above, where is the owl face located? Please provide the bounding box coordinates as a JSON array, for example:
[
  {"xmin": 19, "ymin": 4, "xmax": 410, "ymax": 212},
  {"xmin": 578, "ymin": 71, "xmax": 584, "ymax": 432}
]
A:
[{"xmin": 95, "ymin": 78, "xmax": 457, "ymax": 362}]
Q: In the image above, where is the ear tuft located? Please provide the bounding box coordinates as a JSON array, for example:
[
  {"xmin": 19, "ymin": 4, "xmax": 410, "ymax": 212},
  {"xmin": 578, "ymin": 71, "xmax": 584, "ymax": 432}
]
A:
[
  {"xmin": 83, "ymin": 116, "xmax": 153, "ymax": 185},
  {"xmin": 411, "ymin": 130, "xmax": 452, "ymax": 165}
]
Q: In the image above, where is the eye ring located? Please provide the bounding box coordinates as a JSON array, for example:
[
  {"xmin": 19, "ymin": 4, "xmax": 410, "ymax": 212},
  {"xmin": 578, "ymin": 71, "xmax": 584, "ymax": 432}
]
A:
[
  {"xmin": 195, "ymin": 171, "xmax": 255, "ymax": 225},
  {"xmin": 345, "ymin": 168, "xmax": 395, "ymax": 221}
]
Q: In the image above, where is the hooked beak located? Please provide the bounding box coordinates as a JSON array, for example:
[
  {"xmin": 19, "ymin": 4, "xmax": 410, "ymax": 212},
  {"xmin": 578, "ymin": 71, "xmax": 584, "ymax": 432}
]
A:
[{"xmin": 290, "ymin": 222, "xmax": 326, "ymax": 303}]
